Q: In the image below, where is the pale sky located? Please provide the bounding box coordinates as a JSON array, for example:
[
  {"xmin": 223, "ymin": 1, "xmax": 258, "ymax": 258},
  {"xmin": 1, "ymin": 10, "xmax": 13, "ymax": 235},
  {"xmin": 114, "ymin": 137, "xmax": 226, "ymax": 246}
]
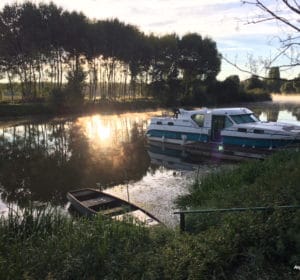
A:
[{"xmin": 0, "ymin": 0, "xmax": 299, "ymax": 80}]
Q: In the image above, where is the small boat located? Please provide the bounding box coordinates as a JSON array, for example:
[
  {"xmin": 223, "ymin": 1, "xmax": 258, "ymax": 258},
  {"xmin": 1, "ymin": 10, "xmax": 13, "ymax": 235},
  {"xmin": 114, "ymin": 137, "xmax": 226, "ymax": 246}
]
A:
[
  {"xmin": 146, "ymin": 108, "xmax": 300, "ymax": 149},
  {"xmin": 67, "ymin": 188, "xmax": 161, "ymax": 227}
]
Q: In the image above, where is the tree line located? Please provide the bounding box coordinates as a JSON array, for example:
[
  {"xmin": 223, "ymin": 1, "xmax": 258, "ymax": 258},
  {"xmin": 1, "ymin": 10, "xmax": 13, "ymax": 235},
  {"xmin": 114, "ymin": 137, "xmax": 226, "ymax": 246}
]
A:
[
  {"xmin": 0, "ymin": 2, "xmax": 222, "ymax": 106},
  {"xmin": 265, "ymin": 67, "xmax": 300, "ymax": 93}
]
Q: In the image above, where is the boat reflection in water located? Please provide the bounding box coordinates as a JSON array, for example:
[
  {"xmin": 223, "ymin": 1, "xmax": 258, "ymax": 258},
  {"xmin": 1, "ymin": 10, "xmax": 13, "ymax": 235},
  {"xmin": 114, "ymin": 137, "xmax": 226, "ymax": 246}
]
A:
[{"xmin": 147, "ymin": 142, "xmax": 201, "ymax": 171}]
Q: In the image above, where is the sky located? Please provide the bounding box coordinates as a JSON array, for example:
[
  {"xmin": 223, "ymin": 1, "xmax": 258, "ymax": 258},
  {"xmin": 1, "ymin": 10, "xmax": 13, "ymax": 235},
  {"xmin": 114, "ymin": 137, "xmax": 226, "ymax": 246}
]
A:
[{"xmin": 0, "ymin": 0, "xmax": 299, "ymax": 80}]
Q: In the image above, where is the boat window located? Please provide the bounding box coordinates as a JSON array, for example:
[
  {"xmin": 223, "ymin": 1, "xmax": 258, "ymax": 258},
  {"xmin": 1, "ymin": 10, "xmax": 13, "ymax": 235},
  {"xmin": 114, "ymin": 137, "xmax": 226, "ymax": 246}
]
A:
[
  {"xmin": 250, "ymin": 114, "xmax": 259, "ymax": 122},
  {"xmin": 191, "ymin": 114, "xmax": 204, "ymax": 127},
  {"xmin": 238, "ymin": 128, "xmax": 247, "ymax": 132},
  {"xmin": 156, "ymin": 121, "xmax": 162, "ymax": 125},
  {"xmin": 253, "ymin": 129, "xmax": 264, "ymax": 134},
  {"xmin": 230, "ymin": 114, "xmax": 258, "ymax": 124},
  {"xmin": 167, "ymin": 122, "xmax": 174, "ymax": 126},
  {"xmin": 225, "ymin": 117, "xmax": 233, "ymax": 128}
]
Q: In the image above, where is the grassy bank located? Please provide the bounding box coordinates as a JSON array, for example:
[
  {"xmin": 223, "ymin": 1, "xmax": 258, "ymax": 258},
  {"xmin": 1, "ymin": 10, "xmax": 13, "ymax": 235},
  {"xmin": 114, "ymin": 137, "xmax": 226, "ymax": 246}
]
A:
[
  {"xmin": 0, "ymin": 99, "xmax": 162, "ymax": 118},
  {"xmin": 1, "ymin": 151, "xmax": 299, "ymax": 279},
  {"xmin": 177, "ymin": 150, "xmax": 300, "ymax": 278},
  {"xmin": 0, "ymin": 90, "xmax": 272, "ymax": 118}
]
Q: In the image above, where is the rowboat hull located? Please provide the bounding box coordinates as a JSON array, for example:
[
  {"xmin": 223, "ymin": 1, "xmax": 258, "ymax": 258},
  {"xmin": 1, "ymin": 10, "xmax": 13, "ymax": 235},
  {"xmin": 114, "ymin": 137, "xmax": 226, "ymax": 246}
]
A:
[{"xmin": 67, "ymin": 188, "xmax": 161, "ymax": 227}]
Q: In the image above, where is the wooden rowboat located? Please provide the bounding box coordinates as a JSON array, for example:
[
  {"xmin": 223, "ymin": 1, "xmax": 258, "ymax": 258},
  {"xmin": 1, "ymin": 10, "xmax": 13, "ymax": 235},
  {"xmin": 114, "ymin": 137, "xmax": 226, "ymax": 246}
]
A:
[{"xmin": 67, "ymin": 188, "xmax": 161, "ymax": 227}]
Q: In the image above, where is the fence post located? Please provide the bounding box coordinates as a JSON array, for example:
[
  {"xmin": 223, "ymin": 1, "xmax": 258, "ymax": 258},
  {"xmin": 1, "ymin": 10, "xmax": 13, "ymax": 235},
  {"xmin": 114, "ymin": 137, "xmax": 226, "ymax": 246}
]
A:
[{"xmin": 179, "ymin": 213, "xmax": 185, "ymax": 232}]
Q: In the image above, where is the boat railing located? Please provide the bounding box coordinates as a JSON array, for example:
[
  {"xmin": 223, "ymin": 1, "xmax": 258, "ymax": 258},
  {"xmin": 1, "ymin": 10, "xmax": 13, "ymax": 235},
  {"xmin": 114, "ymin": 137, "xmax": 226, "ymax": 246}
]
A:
[{"xmin": 161, "ymin": 111, "xmax": 173, "ymax": 117}]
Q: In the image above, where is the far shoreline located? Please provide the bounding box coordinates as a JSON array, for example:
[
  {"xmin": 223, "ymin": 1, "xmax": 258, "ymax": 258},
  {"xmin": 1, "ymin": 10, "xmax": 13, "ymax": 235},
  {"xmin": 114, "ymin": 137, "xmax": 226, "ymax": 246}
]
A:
[{"xmin": 2, "ymin": 93, "xmax": 300, "ymax": 122}]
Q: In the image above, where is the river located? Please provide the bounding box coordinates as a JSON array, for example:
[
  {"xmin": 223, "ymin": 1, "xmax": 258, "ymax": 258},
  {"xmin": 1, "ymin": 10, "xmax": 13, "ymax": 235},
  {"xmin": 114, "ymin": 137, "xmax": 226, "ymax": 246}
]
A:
[{"xmin": 0, "ymin": 95, "xmax": 300, "ymax": 227}]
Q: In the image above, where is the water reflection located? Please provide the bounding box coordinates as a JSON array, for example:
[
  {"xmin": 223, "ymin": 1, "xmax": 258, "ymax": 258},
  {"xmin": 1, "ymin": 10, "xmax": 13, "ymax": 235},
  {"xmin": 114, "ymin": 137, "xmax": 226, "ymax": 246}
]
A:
[
  {"xmin": 148, "ymin": 143, "xmax": 204, "ymax": 171},
  {"xmin": 0, "ymin": 98, "xmax": 300, "ymax": 216},
  {"xmin": 249, "ymin": 95, "xmax": 300, "ymax": 123},
  {"xmin": 0, "ymin": 112, "xmax": 156, "ymax": 209}
]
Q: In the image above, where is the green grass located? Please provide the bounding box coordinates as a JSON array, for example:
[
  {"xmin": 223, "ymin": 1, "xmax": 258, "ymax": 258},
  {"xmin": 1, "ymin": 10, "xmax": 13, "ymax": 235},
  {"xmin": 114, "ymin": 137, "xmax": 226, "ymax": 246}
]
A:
[
  {"xmin": 1, "ymin": 151, "xmax": 300, "ymax": 279},
  {"xmin": 0, "ymin": 206, "xmax": 165, "ymax": 279},
  {"xmin": 176, "ymin": 150, "xmax": 300, "ymax": 278},
  {"xmin": 177, "ymin": 149, "xmax": 300, "ymax": 210}
]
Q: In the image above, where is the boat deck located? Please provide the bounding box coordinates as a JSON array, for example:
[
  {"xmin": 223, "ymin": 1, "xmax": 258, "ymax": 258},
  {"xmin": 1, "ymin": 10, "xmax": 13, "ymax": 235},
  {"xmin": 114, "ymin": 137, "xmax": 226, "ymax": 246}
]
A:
[
  {"xmin": 101, "ymin": 206, "xmax": 125, "ymax": 215},
  {"xmin": 81, "ymin": 196, "xmax": 115, "ymax": 208}
]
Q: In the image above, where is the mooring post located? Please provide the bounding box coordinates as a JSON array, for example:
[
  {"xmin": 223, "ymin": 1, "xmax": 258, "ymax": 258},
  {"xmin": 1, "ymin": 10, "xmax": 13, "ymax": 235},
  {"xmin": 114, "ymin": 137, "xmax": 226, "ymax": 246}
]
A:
[{"xmin": 179, "ymin": 213, "xmax": 185, "ymax": 232}]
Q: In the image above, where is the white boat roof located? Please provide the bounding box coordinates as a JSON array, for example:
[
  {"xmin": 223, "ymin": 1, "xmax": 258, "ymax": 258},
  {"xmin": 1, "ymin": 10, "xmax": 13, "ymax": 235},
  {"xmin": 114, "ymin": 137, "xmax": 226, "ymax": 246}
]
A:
[{"xmin": 179, "ymin": 107, "xmax": 253, "ymax": 116}]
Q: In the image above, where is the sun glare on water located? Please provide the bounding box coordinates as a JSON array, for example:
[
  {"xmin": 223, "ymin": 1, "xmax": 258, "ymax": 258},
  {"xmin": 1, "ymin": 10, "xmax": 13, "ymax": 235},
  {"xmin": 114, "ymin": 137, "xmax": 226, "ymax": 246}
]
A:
[
  {"xmin": 76, "ymin": 111, "xmax": 162, "ymax": 149},
  {"xmin": 88, "ymin": 115, "xmax": 111, "ymax": 140},
  {"xmin": 78, "ymin": 115, "xmax": 112, "ymax": 147}
]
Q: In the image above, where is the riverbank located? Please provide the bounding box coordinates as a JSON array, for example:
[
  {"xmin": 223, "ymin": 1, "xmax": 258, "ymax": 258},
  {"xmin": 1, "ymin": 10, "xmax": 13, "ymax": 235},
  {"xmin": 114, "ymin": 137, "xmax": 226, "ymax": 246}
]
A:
[
  {"xmin": 0, "ymin": 88, "xmax": 274, "ymax": 119},
  {"xmin": 0, "ymin": 150, "xmax": 299, "ymax": 279},
  {"xmin": 0, "ymin": 99, "xmax": 162, "ymax": 119}
]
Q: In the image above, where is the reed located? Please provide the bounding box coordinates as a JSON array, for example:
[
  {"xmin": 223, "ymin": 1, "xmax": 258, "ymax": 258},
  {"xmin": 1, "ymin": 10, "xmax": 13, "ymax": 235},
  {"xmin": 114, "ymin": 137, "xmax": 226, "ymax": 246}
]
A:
[{"xmin": 0, "ymin": 205, "xmax": 165, "ymax": 279}]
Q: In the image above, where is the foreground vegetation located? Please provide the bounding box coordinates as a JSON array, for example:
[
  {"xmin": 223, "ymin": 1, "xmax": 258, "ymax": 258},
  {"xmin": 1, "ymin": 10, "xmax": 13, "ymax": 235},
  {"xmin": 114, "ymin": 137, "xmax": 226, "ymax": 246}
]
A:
[
  {"xmin": 1, "ymin": 150, "xmax": 299, "ymax": 279},
  {"xmin": 177, "ymin": 150, "xmax": 300, "ymax": 278}
]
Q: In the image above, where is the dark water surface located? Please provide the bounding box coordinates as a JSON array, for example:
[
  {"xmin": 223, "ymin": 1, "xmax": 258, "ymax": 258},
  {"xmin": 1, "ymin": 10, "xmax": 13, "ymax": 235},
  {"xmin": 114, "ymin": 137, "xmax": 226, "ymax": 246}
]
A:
[{"xmin": 1, "ymin": 95, "xmax": 300, "ymax": 226}]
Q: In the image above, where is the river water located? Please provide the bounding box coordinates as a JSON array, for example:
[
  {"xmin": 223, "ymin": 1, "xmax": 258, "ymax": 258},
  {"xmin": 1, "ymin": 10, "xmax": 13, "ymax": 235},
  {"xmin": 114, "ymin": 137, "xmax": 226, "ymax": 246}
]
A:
[{"xmin": 0, "ymin": 95, "xmax": 300, "ymax": 227}]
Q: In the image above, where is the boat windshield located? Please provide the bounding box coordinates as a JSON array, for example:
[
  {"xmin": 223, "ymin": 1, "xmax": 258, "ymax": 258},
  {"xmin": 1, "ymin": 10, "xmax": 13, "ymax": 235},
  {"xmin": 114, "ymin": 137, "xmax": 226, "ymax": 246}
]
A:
[
  {"xmin": 230, "ymin": 114, "xmax": 259, "ymax": 124},
  {"xmin": 191, "ymin": 114, "xmax": 205, "ymax": 127}
]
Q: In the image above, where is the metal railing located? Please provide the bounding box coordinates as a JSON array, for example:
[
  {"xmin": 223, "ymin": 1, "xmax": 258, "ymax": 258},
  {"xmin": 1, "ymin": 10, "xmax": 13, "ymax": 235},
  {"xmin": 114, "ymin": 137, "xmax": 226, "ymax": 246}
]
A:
[{"xmin": 174, "ymin": 205, "xmax": 300, "ymax": 232}]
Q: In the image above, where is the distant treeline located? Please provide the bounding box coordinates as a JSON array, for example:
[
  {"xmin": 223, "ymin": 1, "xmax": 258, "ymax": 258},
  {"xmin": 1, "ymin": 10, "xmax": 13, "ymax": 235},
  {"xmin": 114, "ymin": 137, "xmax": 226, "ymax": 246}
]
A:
[
  {"xmin": 0, "ymin": 2, "xmax": 272, "ymax": 109},
  {"xmin": 264, "ymin": 67, "xmax": 300, "ymax": 94}
]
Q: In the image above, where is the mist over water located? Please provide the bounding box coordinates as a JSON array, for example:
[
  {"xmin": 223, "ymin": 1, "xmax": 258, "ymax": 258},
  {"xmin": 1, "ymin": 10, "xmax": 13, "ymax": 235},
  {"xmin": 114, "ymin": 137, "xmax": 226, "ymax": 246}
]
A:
[{"xmin": 272, "ymin": 94, "xmax": 300, "ymax": 103}]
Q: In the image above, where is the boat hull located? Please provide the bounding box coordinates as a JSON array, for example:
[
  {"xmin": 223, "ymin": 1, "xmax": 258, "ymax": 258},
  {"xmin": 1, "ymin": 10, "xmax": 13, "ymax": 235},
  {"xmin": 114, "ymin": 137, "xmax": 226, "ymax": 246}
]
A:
[
  {"xmin": 222, "ymin": 135, "xmax": 300, "ymax": 148},
  {"xmin": 147, "ymin": 129, "xmax": 300, "ymax": 149},
  {"xmin": 67, "ymin": 191, "xmax": 96, "ymax": 216},
  {"xmin": 67, "ymin": 188, "xmax": 161, "ymax": 227},
  {"xmin": 147, "ymin": 129, "xmax": 209, "ymax": 144}
]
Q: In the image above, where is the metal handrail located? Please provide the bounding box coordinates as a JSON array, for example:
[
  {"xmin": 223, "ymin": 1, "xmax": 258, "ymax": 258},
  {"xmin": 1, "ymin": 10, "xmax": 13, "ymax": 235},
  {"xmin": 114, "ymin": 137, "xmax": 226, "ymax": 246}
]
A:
[{"xmin": 174, "ymin": 205, "xmax": 300, "ymax": 232}]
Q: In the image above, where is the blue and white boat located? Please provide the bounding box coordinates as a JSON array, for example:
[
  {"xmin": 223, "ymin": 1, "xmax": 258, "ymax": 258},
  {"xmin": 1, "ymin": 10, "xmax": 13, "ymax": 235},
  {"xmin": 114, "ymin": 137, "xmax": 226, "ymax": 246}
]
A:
[{"xmin": 146, "ymin": 108, "xmax": 300, "ymax": 149}]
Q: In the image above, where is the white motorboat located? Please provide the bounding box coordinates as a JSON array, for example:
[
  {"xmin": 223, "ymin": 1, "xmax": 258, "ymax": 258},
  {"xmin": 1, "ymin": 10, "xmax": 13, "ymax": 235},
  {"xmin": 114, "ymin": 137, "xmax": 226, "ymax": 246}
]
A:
[{"xmin": 146, "ymin": 108, "xmax": 300, "ymax": 149}]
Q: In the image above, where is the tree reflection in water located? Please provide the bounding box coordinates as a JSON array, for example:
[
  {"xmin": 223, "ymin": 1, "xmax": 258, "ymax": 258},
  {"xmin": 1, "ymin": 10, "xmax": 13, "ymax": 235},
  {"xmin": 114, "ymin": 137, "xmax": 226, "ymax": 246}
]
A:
[{"xmin": 0, "ymin": 113, "xmax": 152, "ymax": 207}]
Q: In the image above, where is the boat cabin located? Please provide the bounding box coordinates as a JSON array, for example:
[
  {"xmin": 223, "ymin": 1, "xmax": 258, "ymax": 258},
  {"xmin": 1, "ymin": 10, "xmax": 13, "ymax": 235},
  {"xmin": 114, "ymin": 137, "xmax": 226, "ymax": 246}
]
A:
[{"xmin": 177, "ymin": 108, "xmax": 258, "ymax": 142}]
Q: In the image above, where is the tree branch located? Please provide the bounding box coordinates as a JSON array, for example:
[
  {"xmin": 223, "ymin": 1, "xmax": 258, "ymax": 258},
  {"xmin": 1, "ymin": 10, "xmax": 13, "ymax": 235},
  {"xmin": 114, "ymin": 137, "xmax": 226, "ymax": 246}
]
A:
[
  {"xmin": 282, "ymin": 0, "xmax": 300, "ymax": 15},
  {"xmin": 242, "ymin": 0, "xmax": 300, "ymax": 32},
  {"xmin": 221, "ymin": 55, "xmax": 298, "ymax": 81},
  {"xmin": 221, "ymin": 55, "xmax": 264, "ymax": 78}
]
